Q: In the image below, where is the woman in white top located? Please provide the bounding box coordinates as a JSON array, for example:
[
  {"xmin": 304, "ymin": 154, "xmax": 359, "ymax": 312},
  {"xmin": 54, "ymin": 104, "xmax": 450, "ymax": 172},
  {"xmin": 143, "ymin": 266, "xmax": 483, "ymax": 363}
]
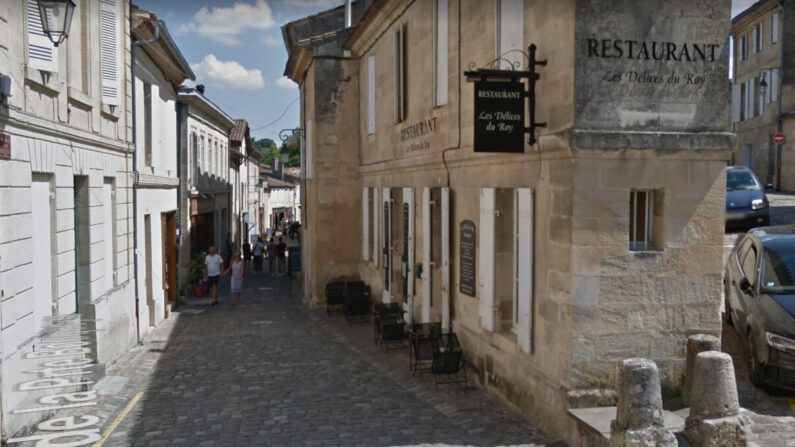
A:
[{"xmin": 224, "ymin": 251, "xmax": 245, "ymax": 304}]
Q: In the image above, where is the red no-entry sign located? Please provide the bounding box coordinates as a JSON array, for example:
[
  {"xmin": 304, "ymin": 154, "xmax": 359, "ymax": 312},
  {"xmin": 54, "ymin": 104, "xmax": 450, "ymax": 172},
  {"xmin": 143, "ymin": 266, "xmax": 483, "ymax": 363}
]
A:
[{"xmin": 773, "ymin": 132, "xmax": 785, "ymax": 145}]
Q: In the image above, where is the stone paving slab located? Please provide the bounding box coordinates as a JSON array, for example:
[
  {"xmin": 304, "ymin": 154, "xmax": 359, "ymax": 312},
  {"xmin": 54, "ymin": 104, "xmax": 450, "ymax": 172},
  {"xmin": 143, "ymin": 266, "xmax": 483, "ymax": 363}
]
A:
[{"xmin": 8, "ymin": 271, "xmax": 553, "ymax": 446}]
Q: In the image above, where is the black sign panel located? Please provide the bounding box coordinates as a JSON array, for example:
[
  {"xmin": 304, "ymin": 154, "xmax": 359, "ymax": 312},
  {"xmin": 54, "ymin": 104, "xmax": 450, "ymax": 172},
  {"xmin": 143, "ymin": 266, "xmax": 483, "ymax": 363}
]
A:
[
  {"xmin": 403, "ymin": 203, "xmax": 409, "ymax": 303},
  {"xmin": 383, "ymin": 202, "xmax": 390, "ymax": 291},
  {"xmin": 473, "ymin": 81, "xmax": 525, "ymax": 153},
  {"xmin": 460, "ymin": 220, "xmax": 476, "ymax": 296}
]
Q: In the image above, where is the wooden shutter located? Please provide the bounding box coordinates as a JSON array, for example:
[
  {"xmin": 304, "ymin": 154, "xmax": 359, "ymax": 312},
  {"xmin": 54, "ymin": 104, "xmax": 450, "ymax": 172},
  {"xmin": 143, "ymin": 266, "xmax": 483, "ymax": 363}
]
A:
[
  {"xmin": 497, "ymin": 0, "xmax": 524, "ymax": 69},
  {"xmin": 731, "ymin": 83, "xmax": 741, "ymax": 122},
  {"xmin": 382, "ymin": 187, "xmax": 392, "ymax": 302},
  {"xmin": 515, "ymin": 188, "xmax": 533, "ymax": 353},
  {"xmin": 27, "ymin": 0, "xmax": 57, "ymax": 72},
  {"xmin": 772, "ymin": 13, "xmax": 779, "ymax": 43},
  {"xmin": 478, "ymin": 188, "xmax": 496, "ymax": 331},
  {"xmin": 422, "ymin": 187, "xmax": 432, "ymax": 323},
  {"xmin": 367, "ymin": 55, "xmax": 376, "ymax": 134},
  {"xmin": 100, "ymin": 0, "xmax": 120, "ymax": 105},
  {"xmin": 441, "ymin": 187, "xmax": 450, "ymax": 331},
  {"xmin": 362, "ymin": 188, "xmax": 370, "ymax": 261}
]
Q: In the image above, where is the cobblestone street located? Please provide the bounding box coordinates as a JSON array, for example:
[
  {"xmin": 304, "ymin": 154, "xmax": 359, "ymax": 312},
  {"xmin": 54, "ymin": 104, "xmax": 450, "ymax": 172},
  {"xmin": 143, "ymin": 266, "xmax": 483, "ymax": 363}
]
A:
[
  {"xmin": 12, "ymin": 271, "xmax": 552, "ymax": 447},
  {"xmin": 722, "ymin": 192, "xmax": 795, "ymax": 419}
]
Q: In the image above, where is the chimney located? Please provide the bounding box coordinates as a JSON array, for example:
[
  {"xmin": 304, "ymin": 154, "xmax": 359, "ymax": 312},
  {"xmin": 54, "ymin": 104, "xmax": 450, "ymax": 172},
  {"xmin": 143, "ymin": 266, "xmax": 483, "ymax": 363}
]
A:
[{"xmin": 195, "ymin": 84, "xmax": 205, "ymax": 94}]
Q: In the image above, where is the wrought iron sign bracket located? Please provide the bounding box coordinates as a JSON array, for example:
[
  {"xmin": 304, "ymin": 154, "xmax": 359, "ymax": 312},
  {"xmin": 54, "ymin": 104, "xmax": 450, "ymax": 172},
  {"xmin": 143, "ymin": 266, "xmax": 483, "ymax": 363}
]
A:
[{"xmin": 463, "ymin": 44, "xmax": 547, "ymax": 147}]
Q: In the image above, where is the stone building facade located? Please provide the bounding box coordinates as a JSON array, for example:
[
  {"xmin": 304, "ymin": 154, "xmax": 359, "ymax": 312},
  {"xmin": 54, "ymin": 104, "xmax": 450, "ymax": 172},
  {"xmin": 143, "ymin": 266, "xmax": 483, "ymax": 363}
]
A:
[
  {"xmin": 730, "ymin": 0, "xmax": 793, "ymax": 189},
  {"xmin": 176, "ymin": 86, "xmax": 234, "ymax": 294},
  {"xmin": 286, "ymin": 0, "xmax": 734, "ymax": 443},
  {"xmin": 0, "ymin": 0, "xmax": 136, "ymax": 435},
  {"xmin": 131, "ymin": 7, "xmax": 193, "ymax": 337}
]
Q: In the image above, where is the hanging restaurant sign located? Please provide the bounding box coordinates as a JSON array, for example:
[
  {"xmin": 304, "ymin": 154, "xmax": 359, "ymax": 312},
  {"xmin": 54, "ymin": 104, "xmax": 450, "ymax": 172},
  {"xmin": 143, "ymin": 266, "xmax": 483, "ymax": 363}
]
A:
[{"xmin": 473, "ymin": 81, "xmax": 525, "ymax": 153}]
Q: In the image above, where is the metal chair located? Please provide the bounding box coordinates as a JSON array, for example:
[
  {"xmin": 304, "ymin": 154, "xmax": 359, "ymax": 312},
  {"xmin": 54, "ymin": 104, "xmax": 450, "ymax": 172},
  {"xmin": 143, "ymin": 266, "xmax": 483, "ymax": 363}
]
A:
[
  {"xmin": 430, "ymin": 333, "xmax": 467, "ymax": 389},
  {"xmin": 409, "ymin": 323, "xmax": 442, "ymax": 375},
  {"xmin": 325, "ymin": 280, "xmax": 346, "ymax": 315},
  {"xmin": 343, "ymin": 281, "xmax": 370, "ymax": 324},
  {"xmin": 374, "ymin": 303, "xmax": 406, "ymax": 349}
]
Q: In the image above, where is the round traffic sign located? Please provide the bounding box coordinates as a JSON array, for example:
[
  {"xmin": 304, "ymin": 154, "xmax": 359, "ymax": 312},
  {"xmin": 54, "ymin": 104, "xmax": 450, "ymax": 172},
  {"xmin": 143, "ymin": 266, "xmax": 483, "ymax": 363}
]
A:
[{"xmin": 772, "ymin": 132, "xmax": 785, "ymax": 145}]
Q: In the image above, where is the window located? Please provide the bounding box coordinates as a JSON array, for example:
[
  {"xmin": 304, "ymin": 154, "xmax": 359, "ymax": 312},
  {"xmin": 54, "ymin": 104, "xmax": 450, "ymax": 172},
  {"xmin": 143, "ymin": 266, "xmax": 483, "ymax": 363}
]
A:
[
  {"xmin": 362, "ymin": 187, "xmax": 370, "ymax": 261},
  {"xmin": 367, "ymin": 55, "xmax": 376, "ymax": 134},
  {"xmin": 753, "ymin": 22, "xmax": 763, "ymax": 53},
  {"xmin": 741, "ymin": 244, "xmax": 758, "ymax": 285},
  {"xmin": 100, "ymin": 0, "xmax": 120, "ymax": 105},
  {"xmin": 746, "ymin": 78, "xmax": 755, "ymax": 119},
  {"xmin": 771, "ymin": 13, "xmax": 780, "ymax": 44},
  {"xmin": 305, "ymin": 120, "xmax": 313, "ymax": 179},
  {"xmin": 393, "ymin": 24, "xmax": 406, "ymax": 123},
  {"xmin": 754, "ymin": 76, "xmax": 761, "ymax": 117},
  {"xmin": 629, "ymin": 189, "xmax": 663, "ymax": 251},
  {"xmin": 26, "ymin": 0, "xmax": 58, "ymax": 72},
  {"xmin": 144, "ymin": 83, "xmax": 152, "ymax": 166},
  {"xmin": 433, "ymin": 0, "xmax": 449, "ymax": 106},
  {"xmin": 496, "ymin": 0, "xmax": 524, "ymax": 70},
  {"xmin": 191, "ymin": 133, "xmax": 199, "ymax": 184},
  {"xmin": 739, "ymin": 82, "xmax": 746, "ymax": 121},
  {"xmin": 200, "ymin": 136, "xmax": 205, "ymax": 174},
  {"xmin": 739, "ymin": 35, "xmax": 747, "ymax": 61}
]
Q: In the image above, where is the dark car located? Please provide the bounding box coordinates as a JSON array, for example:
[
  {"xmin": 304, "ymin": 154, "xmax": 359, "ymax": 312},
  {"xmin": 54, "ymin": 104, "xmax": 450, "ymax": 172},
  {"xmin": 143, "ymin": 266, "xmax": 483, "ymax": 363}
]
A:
[
  {"xmin": 726, "ymin": 166, "xmax": 770, "ymax": 230},
  {"xmin": 724, "ymin": 226, "xmax": 795, "ymax": 390}
]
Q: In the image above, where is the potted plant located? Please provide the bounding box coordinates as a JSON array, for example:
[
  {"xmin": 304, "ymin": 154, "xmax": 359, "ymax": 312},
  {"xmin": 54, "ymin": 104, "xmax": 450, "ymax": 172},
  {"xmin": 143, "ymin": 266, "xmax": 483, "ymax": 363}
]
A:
[{"xmin": 188, "ymin": 254, "xmax": 205, "ymax": 297}]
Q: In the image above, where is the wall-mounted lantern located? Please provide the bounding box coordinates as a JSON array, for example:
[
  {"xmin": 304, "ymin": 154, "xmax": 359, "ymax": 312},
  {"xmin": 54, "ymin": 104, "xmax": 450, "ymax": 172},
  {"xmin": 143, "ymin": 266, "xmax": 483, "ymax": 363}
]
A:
[{"xmin": 37, "ymin": 0, "xmax": 76, "ymax": 47}]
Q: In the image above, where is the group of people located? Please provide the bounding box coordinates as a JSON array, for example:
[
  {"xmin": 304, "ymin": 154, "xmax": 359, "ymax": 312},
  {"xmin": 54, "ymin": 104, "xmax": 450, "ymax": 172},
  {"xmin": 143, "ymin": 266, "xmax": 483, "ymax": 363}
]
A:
[
  {"xmin": 243, "ymin": 236, "xmax": 288, "ymax": 276},
  {"xmin": 202, "ymin": 231, "xmax": 290, "ymax": 307}
]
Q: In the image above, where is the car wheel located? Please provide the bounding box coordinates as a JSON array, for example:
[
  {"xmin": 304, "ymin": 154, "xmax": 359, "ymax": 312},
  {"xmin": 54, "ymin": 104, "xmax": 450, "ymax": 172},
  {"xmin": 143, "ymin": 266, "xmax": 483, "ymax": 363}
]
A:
[{"xmin": 747, "ymin": 331, "xmax": 765, "ymax": 387}]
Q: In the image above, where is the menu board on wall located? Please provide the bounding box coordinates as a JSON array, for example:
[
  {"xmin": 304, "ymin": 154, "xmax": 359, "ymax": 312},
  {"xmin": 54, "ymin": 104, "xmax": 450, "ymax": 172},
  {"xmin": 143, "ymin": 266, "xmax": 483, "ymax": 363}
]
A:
[{"xmin": 460, "ymin": 220, "xmax": 476, "ymax": 296}]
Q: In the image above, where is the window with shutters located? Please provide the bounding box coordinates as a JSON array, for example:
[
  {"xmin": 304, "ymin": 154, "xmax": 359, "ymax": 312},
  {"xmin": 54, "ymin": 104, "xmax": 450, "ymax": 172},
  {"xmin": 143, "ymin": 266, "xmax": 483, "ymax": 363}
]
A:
[
  {"xmin": 433, "ymin": 0, "xmax": 448, "ymax": 107},
  {"xmin": 393, "ymin": 24, "xmax": 406, "ymax": 124},
  {"xmin": 26, "ymin": 0, "xmax": 58, "ymax": 72},
  {"xmin": 753, "ymin": 23, "xmax": 763, "ymax": 53},
  {"xmin": 740, "ymin": 82, "xmax": 746, "ymax": 120},
  {"xmin": 771, "ymin": 13, "xmax": 780, "ymax": 44},
  {"xmin": 192, "ymin": 133, "xmax": 199, "ymax": 187},
  {"xmin": 100, "ymin": 0, "xmax": 121, "ymax": 106},
  {"xmin": 496, "ymin": 0, "xmax": 524, "ymax": 70},
  {"xmin": 739, "ymin": 35, "xmax": 747, "ymax": 61}
]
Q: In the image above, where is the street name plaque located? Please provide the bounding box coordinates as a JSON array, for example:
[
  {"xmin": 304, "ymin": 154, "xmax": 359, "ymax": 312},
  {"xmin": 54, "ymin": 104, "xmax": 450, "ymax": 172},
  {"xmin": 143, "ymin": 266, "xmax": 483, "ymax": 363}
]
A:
[{"xmin": 460, "ymin": 220, "xmax": 476, "ymax": 296}]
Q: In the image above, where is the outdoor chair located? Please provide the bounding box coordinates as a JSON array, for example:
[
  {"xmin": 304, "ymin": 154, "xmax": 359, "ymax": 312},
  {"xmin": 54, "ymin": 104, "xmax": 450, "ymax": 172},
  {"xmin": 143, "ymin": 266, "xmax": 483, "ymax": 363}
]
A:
[
  {"xmin": 343, "ymin": 281, "xmax": 371, "ymax": 324},
  {"xmin": 409, "ymin": 322, "xmax": 442, "ymax": 375},
  {"xmin": 374, "ymin": 303, "xmax": 407, "ymax": 349},
  {"xmin": 430, "ymin": 333, "xmax": 467, "ymax": 389},
  {"xmin": 325, "ymin": 280, "xmax": 346, "ymax": 315}
]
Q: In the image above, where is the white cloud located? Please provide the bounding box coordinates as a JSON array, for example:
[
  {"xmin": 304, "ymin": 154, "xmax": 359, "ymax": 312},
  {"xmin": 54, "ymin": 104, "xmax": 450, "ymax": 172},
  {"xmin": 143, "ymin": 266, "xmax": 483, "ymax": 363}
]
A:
[
  {"xmin": 178, "ymin": 0, "xmax": 275, "ymax": 45},
  {"xmin": 260, "ymin": 35, "xmax": 281, "ymax": 46},
  {"xmin": 191, "ymin": 55, "xmax": 265, "ymax": 90},
  {"xmin": 275, "ymin": 76, "xmax": 297, "ymax": 89},
  {"xmin": 281, "ymin": 0, "xmax": 341, "ymax": 7}
]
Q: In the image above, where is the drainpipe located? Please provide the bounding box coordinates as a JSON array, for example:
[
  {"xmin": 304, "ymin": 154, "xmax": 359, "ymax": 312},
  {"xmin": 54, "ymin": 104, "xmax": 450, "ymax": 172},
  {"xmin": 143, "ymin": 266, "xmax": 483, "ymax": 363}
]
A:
[
  {"xmin": 775, "ymin": 0, "xmax": 785, "ymax": 190},
  {"xmin": 175, "ymin": 102, "xmax": 185, "ymax": 309},
  {"xmin": 130, "ymin": 9, "xmax": 161, "ymax": 343}
]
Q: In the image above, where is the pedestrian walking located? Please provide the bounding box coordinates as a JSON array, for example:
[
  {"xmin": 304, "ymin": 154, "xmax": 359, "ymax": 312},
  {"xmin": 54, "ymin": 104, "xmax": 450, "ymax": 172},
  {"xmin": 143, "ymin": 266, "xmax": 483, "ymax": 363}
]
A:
[
  {"xmin": 276, "ymin": 237, "xmax": 287, "ymax": 275},
  {"xmin": 267, "ymin": 238, "xmax": 277, "ymax": 274},
  {"xmin": 253, "ymin": 237, "xmax": 265, "ymax": 272},
  {"xmin": 242, "ymin": 240, "xmax": 252, "ymax": 271},
  {"xmin": 204, "ymin": 246, "xmax": 224, "ymax": 306},
  {"xmin": 224, "ymin": 251, "xmax": 244, "ymax": 304}
]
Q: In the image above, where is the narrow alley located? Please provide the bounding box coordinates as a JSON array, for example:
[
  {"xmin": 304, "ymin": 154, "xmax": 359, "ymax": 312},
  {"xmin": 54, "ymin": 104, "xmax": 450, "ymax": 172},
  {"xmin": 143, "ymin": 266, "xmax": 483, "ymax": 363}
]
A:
[{"xmin": 11, "ymin": 271, "xmax": 552, "ymax": 447}]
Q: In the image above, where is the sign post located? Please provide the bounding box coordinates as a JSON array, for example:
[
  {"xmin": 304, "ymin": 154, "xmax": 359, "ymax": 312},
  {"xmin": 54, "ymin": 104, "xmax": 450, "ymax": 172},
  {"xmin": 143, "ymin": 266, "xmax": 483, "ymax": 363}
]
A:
[{"xmin": 772, "ymin": 132, "xmax": 785, "ymax": 145}]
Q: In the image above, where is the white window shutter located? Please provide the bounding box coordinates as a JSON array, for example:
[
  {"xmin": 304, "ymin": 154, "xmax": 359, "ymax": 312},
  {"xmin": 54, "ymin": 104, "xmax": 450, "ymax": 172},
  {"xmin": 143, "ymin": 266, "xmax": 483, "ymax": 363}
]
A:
[
  {"xmin": 403, "ymin": 187, "xmax": 414, "ymax": 325},
  {"xmin": 433, "ymin": 0, "xmax": 449, "ymax": 107},
  {"xmin": 27, "ymin": 0, "xmax": 58, "ymax": 72},
  {"xmin": 100, "ymin": 0, "xmax": 120, "ymax": 105},
  {"xmin": 362, "ymin": 187, "xmax": 370, "ymax": 261},
  {"xmin": 496, "ymin": 0, "xmax": 524, "ymax": 69},
  {"xmin": 759, "ymin": 22, "xmax": 763, "ymax": 51},
  {"xmin": 367, "ymin": 55, "xmax": 376, "ymax": 134},
  {"xmin": 372, "ymin": 187, "xmax": 379, "ymax": 267},
  {"xmin": 305, "ymin": 120, "xmax": 313, "ymax": 179},
  {"xmin": 751, "ymin": 27, "xmax": 757, "ymax": 54},
  {"xmin": 515, "ymin": 188, "xmax": 533, "ymax": 353},
  {"xmin": 749, "ymin": 80, "xmax": 755, "ymax": 118},
  {"xmin": 772, "ymin": 69, "xmax": 778, "ymax": 102},
  {"xmin": 441, "ymin": 187, "xmax": 450, "ymax": 332},
  {"xmin": 731, "ymin": 83, "xmax": 741, "ymax": 122},
  {"xmin": 772, "ymin": 13, "xmax": 779, "ymax": 44},
  {"xmin": 478, "ymin": 188, "xmax": 496, "ymax": 331},
  {"xmin": 422, "ymin": 187, "xmax": 432, "ymax": 323}
]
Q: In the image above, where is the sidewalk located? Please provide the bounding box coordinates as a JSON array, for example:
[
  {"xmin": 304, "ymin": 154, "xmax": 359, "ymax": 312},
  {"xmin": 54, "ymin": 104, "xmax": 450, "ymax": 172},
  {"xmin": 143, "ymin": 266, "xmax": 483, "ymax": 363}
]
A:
[{"xmin": 8, "ymin": 269, "xmax": 553, "ymax": 446}]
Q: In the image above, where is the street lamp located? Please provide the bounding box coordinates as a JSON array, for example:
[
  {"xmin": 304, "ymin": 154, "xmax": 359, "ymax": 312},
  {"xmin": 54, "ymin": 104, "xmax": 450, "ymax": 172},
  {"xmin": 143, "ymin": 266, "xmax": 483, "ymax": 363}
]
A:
[
  {"xmin": 758, "ymin": 68, "xmax": 779, "ymax": 101},
  {"xmin": 279, "ymin": 146, "xmax": 290, "ymax": 165},
  {"xmin": 36, "ymin": 0, "xmax": 76, "ymax": 47}
]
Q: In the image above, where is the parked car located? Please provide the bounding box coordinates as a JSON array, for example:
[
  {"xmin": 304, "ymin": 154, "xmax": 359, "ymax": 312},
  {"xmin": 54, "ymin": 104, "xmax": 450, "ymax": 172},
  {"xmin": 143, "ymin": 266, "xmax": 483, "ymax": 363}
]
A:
[
  {"xmin": 725, "ymin": 166, "xmax": 770, "ymax": 230},
  {"xmin": 724, "ymin": 227, "xmax": 795, "ymax": 390}
]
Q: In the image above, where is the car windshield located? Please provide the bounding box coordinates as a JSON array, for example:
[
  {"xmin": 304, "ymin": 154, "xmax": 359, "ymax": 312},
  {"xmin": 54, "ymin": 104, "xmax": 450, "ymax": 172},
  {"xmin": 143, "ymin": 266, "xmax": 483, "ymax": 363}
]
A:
[
  {"xmin": 760, "ymin": 248, "xmax": 795, "ymax": 293},
  {"xmin": 727, "ymin": 170, "xmax": 759, "ymax": 191}
]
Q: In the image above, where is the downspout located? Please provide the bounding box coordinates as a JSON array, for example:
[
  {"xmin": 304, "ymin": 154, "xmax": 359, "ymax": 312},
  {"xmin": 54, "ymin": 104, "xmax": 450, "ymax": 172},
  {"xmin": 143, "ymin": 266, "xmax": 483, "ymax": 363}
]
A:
[
  {"xmin": 775, "ymin": 0, "xmax": 785, "ymax": 190},
  {"xmin": 130, "ymin": 9, "xmax": 161, "ymax": 343},
  {"xmin": 175, "ymin": 102, "xmax": 185, "ymax": 309}
]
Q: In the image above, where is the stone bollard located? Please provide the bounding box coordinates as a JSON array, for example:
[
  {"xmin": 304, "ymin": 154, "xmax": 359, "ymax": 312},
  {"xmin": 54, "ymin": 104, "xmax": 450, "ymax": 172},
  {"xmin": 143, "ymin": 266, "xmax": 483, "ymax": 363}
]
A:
[
  {"xmin": 683, "ymin": 334, "xmax": 720, "ymax": 406},
  {"xmin": 684, "ymin": 351, "xmax": 747, "ymax": 447},
  {"xmin": 609, "ymin": 358, "xmax": 677, "ymax": 447}
]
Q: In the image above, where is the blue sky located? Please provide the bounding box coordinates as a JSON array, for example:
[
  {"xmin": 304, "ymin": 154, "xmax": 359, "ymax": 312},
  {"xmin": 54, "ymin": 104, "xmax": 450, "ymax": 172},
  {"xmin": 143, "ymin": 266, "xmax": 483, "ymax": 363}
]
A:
[
  {"xmin": 136, "ymin": 0, "xmax": 342, "ymax": 141},
  {"xmin": 138, "ymin": 0, "xmax": 755, "ymax": 141}
]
